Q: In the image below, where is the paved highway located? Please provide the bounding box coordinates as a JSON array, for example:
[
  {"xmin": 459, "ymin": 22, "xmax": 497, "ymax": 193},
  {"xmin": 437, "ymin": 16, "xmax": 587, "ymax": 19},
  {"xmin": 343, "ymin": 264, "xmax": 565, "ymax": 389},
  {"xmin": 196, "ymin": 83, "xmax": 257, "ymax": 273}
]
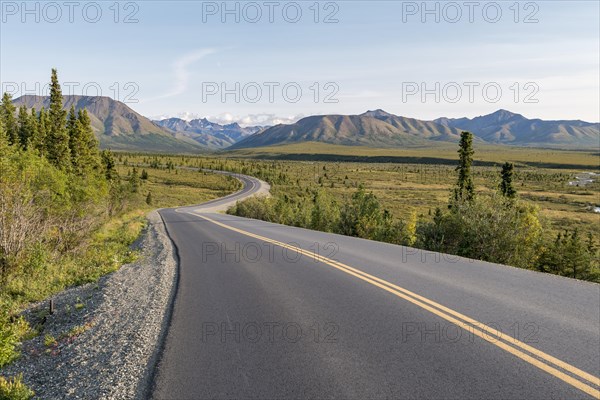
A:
[{"xmin": 152, "ymin": 173, "xmax": 600, "ymax": 399}]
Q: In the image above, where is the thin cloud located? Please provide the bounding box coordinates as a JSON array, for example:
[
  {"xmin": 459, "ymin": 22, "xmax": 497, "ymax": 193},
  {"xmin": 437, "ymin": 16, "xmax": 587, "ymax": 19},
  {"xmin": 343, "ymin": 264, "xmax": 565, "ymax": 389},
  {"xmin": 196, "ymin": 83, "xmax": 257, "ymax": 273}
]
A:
[{"xmin": 144, "ymin": 49, "xmax": 215, "ymax": 102}]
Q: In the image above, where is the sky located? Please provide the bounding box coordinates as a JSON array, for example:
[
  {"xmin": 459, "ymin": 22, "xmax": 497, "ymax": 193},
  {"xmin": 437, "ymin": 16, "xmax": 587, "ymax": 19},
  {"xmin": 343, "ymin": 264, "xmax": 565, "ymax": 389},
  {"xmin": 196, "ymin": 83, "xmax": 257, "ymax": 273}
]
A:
[{"xmin": 1, "ymin": 1, "xmax": 599, "ymax": 126}]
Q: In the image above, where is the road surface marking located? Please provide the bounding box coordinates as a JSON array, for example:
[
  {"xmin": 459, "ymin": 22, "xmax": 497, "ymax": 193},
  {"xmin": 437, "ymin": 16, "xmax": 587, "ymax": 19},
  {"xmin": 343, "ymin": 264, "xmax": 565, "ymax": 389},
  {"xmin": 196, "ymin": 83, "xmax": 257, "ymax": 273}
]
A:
[{"xmin": 188, "ymin": 212, "xmax": 600, "ymax": 398}]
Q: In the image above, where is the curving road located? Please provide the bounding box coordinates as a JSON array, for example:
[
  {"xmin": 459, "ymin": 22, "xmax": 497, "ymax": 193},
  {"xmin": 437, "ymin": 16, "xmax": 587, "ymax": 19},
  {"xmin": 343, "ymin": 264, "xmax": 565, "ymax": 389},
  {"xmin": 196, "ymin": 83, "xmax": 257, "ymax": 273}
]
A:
[{"xmin": 152, "ymin": 173, "xmax": 600, "ymax": 400}]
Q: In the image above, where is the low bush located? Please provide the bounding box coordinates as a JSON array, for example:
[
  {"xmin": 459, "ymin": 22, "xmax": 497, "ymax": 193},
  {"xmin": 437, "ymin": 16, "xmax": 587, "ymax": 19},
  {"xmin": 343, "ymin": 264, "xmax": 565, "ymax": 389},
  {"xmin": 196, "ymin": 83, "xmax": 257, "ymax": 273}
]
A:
[{"xmin": 0, "ymin": 374, "xmax": 34, "ymax": 400}]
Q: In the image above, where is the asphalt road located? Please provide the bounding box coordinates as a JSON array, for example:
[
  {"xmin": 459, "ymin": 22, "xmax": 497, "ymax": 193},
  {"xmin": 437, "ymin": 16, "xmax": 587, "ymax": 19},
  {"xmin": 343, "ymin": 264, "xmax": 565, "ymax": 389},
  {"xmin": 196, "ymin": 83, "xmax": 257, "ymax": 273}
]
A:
[{"xmin": 152, "ymin": 173, "xmax": 600, "ymax": 400}]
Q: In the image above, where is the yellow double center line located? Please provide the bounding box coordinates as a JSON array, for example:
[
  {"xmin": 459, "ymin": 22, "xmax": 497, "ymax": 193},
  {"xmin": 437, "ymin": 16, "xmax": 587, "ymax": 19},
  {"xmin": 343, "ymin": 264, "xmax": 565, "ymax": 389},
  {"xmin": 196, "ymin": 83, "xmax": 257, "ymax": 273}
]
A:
[{"xmin": 189, "ymin": 212, "xmax": 600, "ymax": 398}]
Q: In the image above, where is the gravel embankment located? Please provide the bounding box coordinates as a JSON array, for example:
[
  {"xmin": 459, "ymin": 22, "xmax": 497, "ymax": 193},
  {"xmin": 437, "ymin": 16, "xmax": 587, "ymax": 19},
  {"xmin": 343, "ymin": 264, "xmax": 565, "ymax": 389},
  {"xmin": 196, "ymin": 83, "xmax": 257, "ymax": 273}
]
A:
[{"xmin": 0, "ymin": 210, "xmax": 178, "ymax": 399}]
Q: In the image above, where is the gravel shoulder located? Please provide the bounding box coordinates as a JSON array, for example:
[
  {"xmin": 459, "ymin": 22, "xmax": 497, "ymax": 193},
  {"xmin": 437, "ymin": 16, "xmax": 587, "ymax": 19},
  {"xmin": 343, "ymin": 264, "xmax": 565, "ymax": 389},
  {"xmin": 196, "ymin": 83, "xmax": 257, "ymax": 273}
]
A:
[{"xmin": 0, "ymin": 210, "xmax": 178, "ymax": 399}]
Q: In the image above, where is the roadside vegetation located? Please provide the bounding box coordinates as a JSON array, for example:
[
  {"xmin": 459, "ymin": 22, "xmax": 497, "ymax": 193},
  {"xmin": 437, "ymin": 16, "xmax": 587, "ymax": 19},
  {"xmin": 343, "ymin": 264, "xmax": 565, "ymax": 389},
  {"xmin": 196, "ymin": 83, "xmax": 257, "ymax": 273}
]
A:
[{"xmin": 0, "ymin": 71, "xmax": 239, "ymax": 397}]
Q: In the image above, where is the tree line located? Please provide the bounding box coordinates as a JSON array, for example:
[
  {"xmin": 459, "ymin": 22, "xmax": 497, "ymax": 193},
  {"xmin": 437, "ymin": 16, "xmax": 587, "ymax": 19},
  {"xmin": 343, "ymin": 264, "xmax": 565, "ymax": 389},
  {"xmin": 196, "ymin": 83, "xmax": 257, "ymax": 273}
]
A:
[
  {"xmin": 1, "ymin": 71, "xmax": 106, "ymax": 175},
  {"xmin": 0, "ymin": 69, "xmax": 121, "ymax": 282}
]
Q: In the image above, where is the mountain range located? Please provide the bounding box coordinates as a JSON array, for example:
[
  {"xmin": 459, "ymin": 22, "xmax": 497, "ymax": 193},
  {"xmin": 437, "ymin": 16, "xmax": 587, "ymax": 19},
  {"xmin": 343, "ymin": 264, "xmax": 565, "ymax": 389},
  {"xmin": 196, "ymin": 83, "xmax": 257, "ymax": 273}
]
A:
[
  {"xmin": 153, "ymin": 118, "xmax": 266, "ymax": 150},
  {"xmin": 13, "ymin": 95, "xmax": 599, "ymax": 151},
  {"xmin": 230, "ymin": 110, "xmax": 468, "ymax": 149},
  {"xmin": 434, "ymin": 110, "xmax": 599, "ymax": 147},
  {"xmin": 232, "ymin": 109, "xmax": 599, "ymax": 149}
]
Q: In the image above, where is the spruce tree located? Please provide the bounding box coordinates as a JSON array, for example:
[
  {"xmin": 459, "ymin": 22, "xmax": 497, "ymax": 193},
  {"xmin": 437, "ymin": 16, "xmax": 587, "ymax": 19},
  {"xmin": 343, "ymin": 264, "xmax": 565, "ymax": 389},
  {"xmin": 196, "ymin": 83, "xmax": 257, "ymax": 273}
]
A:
[
  {"xmin": 29, "ymin": 108, "xmax": 39, "ymax": 148},
  {"xmin": 77, "ymin": 109, "xmax": 101, "ymax": 172},
  {"xmin": 101, "ymin": 150, "xmax": 118, "ymax": 181},
  {"xmin": 68, "ymin": 107, "xmax": 101, "ymax": 175},
  {"xmin": 17, "ymin": 106, "xmax": 29, "ymax": 148},
  {"xmin": 146, "ymin": 191, "xmax": 153, "ymax": 205},
  {"xmin": 67, "ymin": 106, "xmax": 82, "ymax": 171},
  {"xmin": 0, "ymin": 92, "xmax": 18, "ymax": 145},
  {"xmin": 31, "ymin": 107, "xmax": 49, "ymax": 156},
  {"xmin": 46, "ymin": 69, "xmax": 71, "ymax": 170},
  {"xmin": 17, "ymin": 106, "xmax": 37, "ymax": 150},
  {"xmin": 499, "ymin": 162, "xmax": 517, "ymax": 199},
  {"xmin": 130, "ymin": 167, "xmax": 141, "ymax": 193},
  {"xmin": 453, "ymin": 131, "xmax": 475, "ymax": 203}
]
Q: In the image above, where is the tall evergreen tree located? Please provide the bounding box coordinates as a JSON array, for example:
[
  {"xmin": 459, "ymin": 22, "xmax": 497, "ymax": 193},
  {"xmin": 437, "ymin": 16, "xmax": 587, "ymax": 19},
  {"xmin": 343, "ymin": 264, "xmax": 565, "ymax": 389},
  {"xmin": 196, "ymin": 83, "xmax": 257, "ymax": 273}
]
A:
[
  {"xmin": 77, "ymin": 109, "xmax": 101, "ymax": 171},
  {"xmin": 17, "ymin": 105, "xmax": 36, "ymax": 150},
  {"xmin": 453, "ymin": 131, "xmax": 475, "ymax": 203},
  {"xmin": 46, "ymin": 69, "xmax": 70, "ymax": 170},
  {"xmin": 31, "ymin": 107, "xmax": 49, "ymax": 156},
  {"xmin": 67, "ymin": 106, "xmax": 81, "ymax": 170},
  {"xmin": 68, "ymin": 107, "xmax": 101, "ymax": 175},
  {"xmin": 29, "ymin": 108, "xmax": 39, "ymax": 148},
  {"xmin": 0, "ymin": 92, "xmax": 18, "ymax": 145},
  {"xmin": 499, "ymin": 162, "xmax": 517, "ymax": 199}
]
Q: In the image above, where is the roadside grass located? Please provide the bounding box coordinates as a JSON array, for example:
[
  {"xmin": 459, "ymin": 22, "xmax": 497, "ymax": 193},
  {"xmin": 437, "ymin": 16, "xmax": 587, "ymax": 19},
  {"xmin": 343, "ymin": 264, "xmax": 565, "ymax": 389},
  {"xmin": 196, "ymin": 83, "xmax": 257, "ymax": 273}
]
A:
[
  {"xmin": 0, "ymin": 168, "xmax": 239, "ymax": 385},
  {"xmin": 0, "ymin": 210, "xmax": 145, "ymax": 312}
]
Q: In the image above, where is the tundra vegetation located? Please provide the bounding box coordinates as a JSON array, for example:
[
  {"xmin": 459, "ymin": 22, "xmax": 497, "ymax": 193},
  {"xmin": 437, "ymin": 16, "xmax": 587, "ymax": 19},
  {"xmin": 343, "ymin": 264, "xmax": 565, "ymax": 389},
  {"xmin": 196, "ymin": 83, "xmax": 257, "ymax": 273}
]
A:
[{"xmin": 0, "ymin": 70, "xmax": 239, "ymax": 396}]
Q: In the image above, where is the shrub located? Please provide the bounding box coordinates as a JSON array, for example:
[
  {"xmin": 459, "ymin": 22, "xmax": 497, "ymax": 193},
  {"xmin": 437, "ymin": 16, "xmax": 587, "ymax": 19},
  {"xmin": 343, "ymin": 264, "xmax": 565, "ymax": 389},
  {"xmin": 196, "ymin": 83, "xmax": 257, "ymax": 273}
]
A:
[
  {"xmin": 0, "ymin": 374, "xmax": 34, "ymax": 400},
  {"xmin": 229, "ymin": 196, "xmax": 275, "ymax": 222},
  {"xmin": 338, "ymin": 186, "xmax": 392, "ymax": 241},
  {"xmin": 230, "ymin": 187, "xmax": 408, "ymax": 245},
  {"xmin": 310, "ymin": 189, "xmax": 340, "ymax": 233},
  {"xmin": 538, "ymin": 231, "xmax": 600, "ymax": 281},
  {"xmin": 417, "ymin": 195, "xmax": 543, "ymax": 269}
]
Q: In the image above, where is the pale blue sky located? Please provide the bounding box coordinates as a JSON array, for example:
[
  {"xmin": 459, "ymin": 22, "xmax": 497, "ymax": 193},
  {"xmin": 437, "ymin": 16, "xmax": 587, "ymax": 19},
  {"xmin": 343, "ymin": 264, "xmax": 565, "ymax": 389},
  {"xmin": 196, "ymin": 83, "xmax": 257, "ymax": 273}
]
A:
[{"xmin": 1, "ymin": 1, "xmax": 598, "ymax": 125}]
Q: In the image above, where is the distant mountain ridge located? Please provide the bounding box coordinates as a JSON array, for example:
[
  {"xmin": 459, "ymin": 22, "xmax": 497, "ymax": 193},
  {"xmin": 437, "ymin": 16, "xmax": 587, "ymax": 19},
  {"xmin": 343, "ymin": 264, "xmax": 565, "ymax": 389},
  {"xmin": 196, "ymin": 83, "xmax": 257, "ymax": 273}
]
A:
[
  {"xmin": 153, "ymin": 117, "xmax": 266, "ymax": 150},
  {"xmin": 434, "ymin": 109, "xmax": 599, "ymax": 147},
  {"xmin": 230, "ymin": 110, "xmax": 465, "ymax": 149},
  {"xmin": 231, "ymin": 109, "xmax": 599, "ymax": 150},
  {"xmin": 13, "ymin": 95, "xmax": 204, "ymax": 153}
]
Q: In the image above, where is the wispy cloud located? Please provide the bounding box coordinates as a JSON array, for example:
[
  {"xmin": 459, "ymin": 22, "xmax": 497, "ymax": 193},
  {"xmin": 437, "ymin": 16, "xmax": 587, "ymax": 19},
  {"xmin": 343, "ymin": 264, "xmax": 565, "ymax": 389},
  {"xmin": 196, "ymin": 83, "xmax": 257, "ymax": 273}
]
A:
[{"xmin": 144, "ymin": 49, "xmax": 215, "ymax": 102}]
